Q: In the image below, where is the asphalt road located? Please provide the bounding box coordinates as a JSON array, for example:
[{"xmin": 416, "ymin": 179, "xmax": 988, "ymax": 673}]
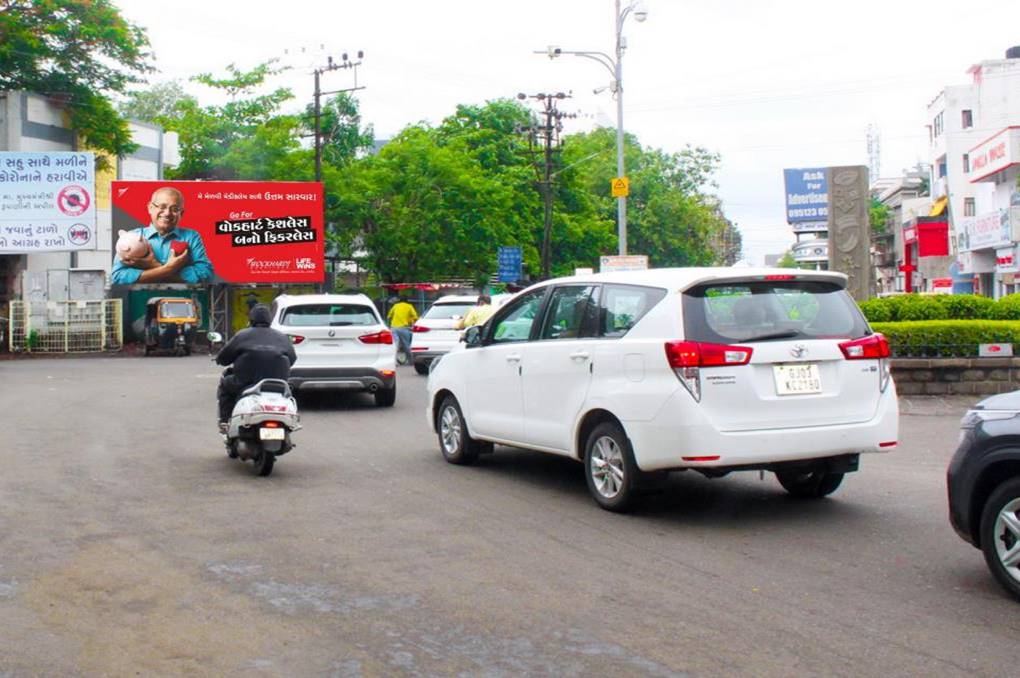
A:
[{"xmin": 1, "ymin": 355, "xmax": 1018, "ymax": 677}]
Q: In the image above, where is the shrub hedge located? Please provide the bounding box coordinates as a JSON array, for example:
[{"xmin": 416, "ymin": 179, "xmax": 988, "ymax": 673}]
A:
[
  {"xmin": 871, "ymin": 320, "xmax": 1020, "ymax": 358},
  {"xmin": 859, "ymin": 293, "xmax": 1013, "ymax": 322}
]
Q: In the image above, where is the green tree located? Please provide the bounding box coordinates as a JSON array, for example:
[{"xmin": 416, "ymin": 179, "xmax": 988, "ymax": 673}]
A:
[
  {"xmin": 303, "ymin": 92, "xmax": 375, "ymax": 168},
  {"xmin": 869, "ymin": 197, "xmax": 891, "ymax": 235},
  {"xmin": 119, "ymin": 80, "xmax": 196, "ymax": 122},
  {"xmin": 0, "ymin": 0, "xmax": 152, "ymax": 157}
]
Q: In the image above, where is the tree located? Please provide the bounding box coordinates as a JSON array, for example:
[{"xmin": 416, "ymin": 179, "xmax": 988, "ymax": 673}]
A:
[
  {"xmin": 869, "ymin": 197, "xmax": 891, "ymax": 235},
  {"xmin": 119, "ymin": 80, "xmax": 195, "ymax": 122},
  {"xmin": 0, "ymin": 0, "xmax": 151, "ymax": 157},
  {"xmin": 303, "ymin": 92, "xmax": 375, "ymax": 168}
]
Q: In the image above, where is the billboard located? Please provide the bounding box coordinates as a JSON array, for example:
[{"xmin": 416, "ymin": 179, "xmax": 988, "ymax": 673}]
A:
[
  {"xmin": 111, "ymin": 181, "xmax": 324, "ymax": 285},
  {"xmin": 783, "ymin": 168, "xmax": 828, "ymax": 223},
  {"xmin": 0, "ymin": 151, "xmax": 97, "ymax": 253}
]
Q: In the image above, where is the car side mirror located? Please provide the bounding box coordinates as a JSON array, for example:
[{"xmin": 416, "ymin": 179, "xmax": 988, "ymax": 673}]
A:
[{"xmin": 462, "ymin": 325, "xmax": 482, "ymax": 347}]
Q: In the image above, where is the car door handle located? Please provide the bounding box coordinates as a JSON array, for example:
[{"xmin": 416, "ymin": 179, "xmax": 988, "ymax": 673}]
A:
[
  {"xmin": 569, "ymin": 351, "xmax": 590, "ymax": 361},
  {"xmin": 506, "ymin": 354, "xmax": 521, "ymax": 363}
]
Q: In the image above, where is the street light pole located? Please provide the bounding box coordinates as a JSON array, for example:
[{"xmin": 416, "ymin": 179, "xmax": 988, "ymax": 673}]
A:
[{"xmin": 537, "ymin": 1, "xmax": 646, "ymax": 257}]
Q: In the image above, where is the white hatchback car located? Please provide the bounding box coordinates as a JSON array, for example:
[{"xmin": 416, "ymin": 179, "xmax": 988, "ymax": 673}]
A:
[
  {"xmin": 410, "ymin": 295, "xmax": 479, "ymax": 375},
  {"xmin": 270, "ymin": 294, "xmax": 397, "ymax": 406},
  {"xmin": 426, "ymin": 268, "xmax": 899, "ymax": 511}
]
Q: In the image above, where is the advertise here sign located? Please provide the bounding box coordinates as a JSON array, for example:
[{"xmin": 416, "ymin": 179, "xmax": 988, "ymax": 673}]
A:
[
  {"xmin": 111, "ymin": 181, "xmax": 324, "ymax": 285},
  {"xmin": 783, "ymin": 168, "xmax": 828, "ymax": 223},
  {"xmin": 0, "ymin": 151, "xmax": 97, "ymax": 253}
]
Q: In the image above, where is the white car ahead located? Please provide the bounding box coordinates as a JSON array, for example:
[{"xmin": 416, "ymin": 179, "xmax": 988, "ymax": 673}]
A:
[
  {"xmin": 410, "ymin": 295, "xmax": 479, "ymax": 375},
  {"xmin": 426, "ymin": 268, "xmax": 898, "ymax": 511},
  {"xmin": 270, "ymin": 293, "xmax": 397, "ymax": 406}
]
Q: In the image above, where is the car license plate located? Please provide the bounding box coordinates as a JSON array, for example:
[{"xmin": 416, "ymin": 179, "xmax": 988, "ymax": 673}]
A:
[
  {"xmin": 259, "ymin": 427, "xmax": 286, "ymax": 440},
  {"xmin": 773, "ymin": 363, "xmax": 821, "ymax": 395}
]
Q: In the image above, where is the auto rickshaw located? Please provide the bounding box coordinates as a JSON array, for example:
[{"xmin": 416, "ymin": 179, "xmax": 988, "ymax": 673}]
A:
[{"xmin": 143, "ymin": 297, "xmax": 200, "ymax": 356}]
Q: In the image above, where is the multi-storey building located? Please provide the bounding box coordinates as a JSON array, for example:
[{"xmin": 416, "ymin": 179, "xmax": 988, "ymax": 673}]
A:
[{"xmin": 928, "ymin": 47, "xmax": 1020, "ymax": 297}]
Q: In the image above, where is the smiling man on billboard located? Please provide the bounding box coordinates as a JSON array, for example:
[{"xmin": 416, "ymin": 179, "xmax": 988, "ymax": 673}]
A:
[{"xmin": 111, "ymin": 186, "xmax": 214, "ymax": 285}]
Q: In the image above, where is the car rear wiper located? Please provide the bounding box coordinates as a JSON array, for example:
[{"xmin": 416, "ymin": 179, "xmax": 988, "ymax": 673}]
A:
[
  {"xmin": 329, "ymin": 321, "xmax": 354, "ymax": 326},
  {"xmin": 740, "ymin": 330, "xmax": 800, "ymax": 342}
]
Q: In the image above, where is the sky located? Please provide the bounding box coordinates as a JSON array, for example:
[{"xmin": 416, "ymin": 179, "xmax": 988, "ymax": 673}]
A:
[{"xmin": 116, "ymin": 0, "xmax": 1020, "ymax": 265}]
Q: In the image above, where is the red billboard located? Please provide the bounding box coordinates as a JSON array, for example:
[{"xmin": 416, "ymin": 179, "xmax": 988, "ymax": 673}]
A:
[{"xmin": 111, "ymin": 181, "xmax": 324, "ymax": 285}]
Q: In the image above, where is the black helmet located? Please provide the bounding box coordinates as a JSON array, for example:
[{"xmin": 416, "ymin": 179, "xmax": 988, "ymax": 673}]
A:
[{"xmin": 249, "ymin": 304, "xmax": 272, "ymax": 327}]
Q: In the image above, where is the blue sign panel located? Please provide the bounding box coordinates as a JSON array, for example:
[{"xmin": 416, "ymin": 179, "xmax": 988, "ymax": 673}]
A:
[
  {"xmin": 783, "ymin": 168, "xmax": 829, "ymax": 223},
  {"xmin": 497, "ymin": 246, "xmax": 522, "ymax": 282}
]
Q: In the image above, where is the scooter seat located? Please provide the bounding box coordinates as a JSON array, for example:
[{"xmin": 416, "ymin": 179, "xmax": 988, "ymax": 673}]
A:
[{"xmin": 240, "ymin": 379, "xmax": 292, "ymax": 399}]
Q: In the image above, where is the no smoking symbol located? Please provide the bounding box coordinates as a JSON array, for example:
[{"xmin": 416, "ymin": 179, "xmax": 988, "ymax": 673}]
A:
[{"xmin": 57, "ymin": 185, "xmax": 91, "ymax": 216}]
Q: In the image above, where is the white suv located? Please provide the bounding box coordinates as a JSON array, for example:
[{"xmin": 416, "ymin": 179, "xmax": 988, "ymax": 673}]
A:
[
  {"xmin": 270, "ymin": 294, "xmax": 397, "ymax": 406},
  {"xmin": 410, "ymin": 295, "xmax": 479, "ymax": 375},
  {"xmin": 426, "ymin": 268, "xmax": 898, "ymax": 511}
]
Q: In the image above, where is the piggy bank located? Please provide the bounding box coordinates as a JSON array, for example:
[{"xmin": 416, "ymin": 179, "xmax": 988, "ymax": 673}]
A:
[
  {"xmin": 115, "ymin": 230, "xmax": 150, "ymax": 260},
  {"xmin": 170, "ymin": 240, "xmax": 188, "ymax": 256}
]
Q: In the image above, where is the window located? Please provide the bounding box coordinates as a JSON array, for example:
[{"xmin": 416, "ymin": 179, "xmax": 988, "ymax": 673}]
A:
[
  {"xmin": 601, "ymin": 285, "xmax": 666, "ymax": 338},
  {"xmin": 962, "ymin": 109, "xmax": 973, "ymax": 129},
  {"xmin": 539, "ymin": 286, "xmax": 597, "ymax": 340},
  {"xmin": 423, "ymin": 302, "xmax": 474, "ymax": 320},
  {"xmin": 281, "ymin": 304, "xmax": 378, "ymax": 327},
  {"xmin": 964, "ymin": 197, "xmax": 976, "ymax": 217},
  {"xmin": 489, "ymin": 289, "xmax": 546, "ymax": 343},
  {"xmin": 683, "ymin": 281, "xmax": 868, "ymax": 343},
  {"xmin": 933, "ymin": 112, "xmax": 944, "ymax": 138},
  {"xmin": 963, "ymin": 154, "xmax": 970, "ymax": 173},
  {"xmin": 938, "ymin": 161, "xmax": 947, "ymax": 179}
]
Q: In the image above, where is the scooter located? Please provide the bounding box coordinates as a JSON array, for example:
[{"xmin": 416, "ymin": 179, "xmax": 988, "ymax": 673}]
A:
[
  {"xmin": 209, "ymin": 332, "xmax": 300, "ymax": 477},
  {"xmin": 223, "ymin": 377, "xmax": 300, "ymax": 476}
]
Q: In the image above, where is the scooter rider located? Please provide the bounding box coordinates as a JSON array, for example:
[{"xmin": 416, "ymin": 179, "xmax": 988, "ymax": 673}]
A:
[{"xmin": 216, "ymin": 304, "xmax": 296, "ymax": 433}]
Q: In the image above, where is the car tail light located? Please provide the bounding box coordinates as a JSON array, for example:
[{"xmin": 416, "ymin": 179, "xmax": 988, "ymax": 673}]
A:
[
  {"xmin": 359, "ymin": 330, "xmax": 394, "ymax": 345},
  {"xmin": 412, "ymin": 324, "xmax": 430, "ymax": 333},
  {"xmin": 764, "ymin": 274, "xmax": 795, "ymax": 281},
  {"xmin": 665, "ymin": 341, "xmax": 753, "ymax": 402},
  {"xmin": 289, "ymin": 335, "xmax": 305, "ymax": 345},
  {"xmin": 839, "ymin": 334, "xmax": 892, "ymax": 393},
  {"xmin": 839, "ymin": 334, "xmax": 890, "ymax": 360}
]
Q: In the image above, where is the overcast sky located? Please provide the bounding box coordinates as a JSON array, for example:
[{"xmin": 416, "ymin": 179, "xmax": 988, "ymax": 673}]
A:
[{"xmin": 117, "ymin": 0, "xmax": 1020, "ymax": 265}]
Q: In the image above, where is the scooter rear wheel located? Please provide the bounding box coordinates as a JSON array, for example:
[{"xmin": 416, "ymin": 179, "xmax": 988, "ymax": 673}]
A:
[{"xmin": 253, "ymin": 446, "xmax": 275, "ymax": 477}]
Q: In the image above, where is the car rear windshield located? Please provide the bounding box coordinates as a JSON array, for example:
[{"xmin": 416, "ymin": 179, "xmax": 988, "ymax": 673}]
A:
[
  {"xmin": 280, "ymin": 304, "xmax": 379, "ymax": 327},
  {"xmin": 682, "ymin": 280, "xmax": 869, "ymax": 343},
  {"xmin": 423, "ymin": 302, "xmax": 474, "ymax": 320}
]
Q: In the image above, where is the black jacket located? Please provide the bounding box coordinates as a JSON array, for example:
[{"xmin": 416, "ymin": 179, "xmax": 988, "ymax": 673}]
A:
[{"xmin": 216, "ymin": 326, "xmax": 297, "ymax": 386}]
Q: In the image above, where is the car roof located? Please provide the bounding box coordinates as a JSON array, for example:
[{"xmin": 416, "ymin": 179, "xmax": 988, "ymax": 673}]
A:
[
  {"xmin": 274, "ymin": 293, "xmax": 375, "ymax": 306},
  {"xmin": 525, "ymin": 267, "xmax": 848, "ymax": 292},
  {"xmin": 432, "ymin": 295, "xmax": 478, "ymax": 304}
]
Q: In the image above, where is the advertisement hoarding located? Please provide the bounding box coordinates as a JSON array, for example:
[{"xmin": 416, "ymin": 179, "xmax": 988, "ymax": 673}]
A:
[
  {"xmin": 961, "ymin": 209, "xmax": 1010, "ymax": 251},
  {"xmin": 111, "ymin": 181, "xmax": 324, "ymax": 285},
  {"xmin": 783, "ymin": 168, "xmax": 828, "ymax": 223},
  {"xmin": 0, "ymin": 151, "xmax": 97, "ymax": 253},
  {"xmin": 497, "ymin": 246, "xmax": 523, "ymax": 282}
]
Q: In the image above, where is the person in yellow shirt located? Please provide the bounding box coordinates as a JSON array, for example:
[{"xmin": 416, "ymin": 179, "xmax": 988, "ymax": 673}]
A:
[
  {"xmin": 456, "ymin": 294, "xmax": 495, "ymax": 330},
  {"xmin": 387, "ymin": 296, "xmax": 418, "ymax": 363}
]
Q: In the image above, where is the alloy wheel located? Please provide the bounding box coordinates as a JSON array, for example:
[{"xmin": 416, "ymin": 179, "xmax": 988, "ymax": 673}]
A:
[
  {"xmin": 440, "ymin": 406, "xmax": 462, "ymax": 456},
  {"xmin": 993, "ymin": 498, "xmax": 1020, "ymax": 585},
  {"xmin": 590, "ymin": 435, "xmax": 625, "ymax": 499}
]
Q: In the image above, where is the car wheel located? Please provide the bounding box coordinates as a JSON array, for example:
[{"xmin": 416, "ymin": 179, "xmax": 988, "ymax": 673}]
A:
[
  {"xmin": 979, "ymin": 477, "xmax": 1020, "ymax": 601},
  {"xmin": 776, "ymin": 469, "xmax": 844, "ymax": 498},
  {"xmin": 414, "ymin": 361, "xmax": 430, "ymax": 376},
  {"xmin": 584, "ymin": 422, "xmax": 640, "ymax": 512},
  {"xmin": 374, "ymin": 385, "xmax": 397, "ymax": 407},
  {"xmin": 437, "ymin": 396, "xmax": 489, "ymax": 465}
]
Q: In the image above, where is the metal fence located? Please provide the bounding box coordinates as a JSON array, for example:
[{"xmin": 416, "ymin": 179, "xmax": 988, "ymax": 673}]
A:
[{"xmin": 8, "ymin": 299, "xmax": 123, "ymax": 353}]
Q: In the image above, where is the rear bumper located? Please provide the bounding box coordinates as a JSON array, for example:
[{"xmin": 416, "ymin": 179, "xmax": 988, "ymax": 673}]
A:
[
  {"xmin": 624, "ymin": 384, "xmax": 900, "ymax": 472},
  {"xmin": 289, "ymin": 367, "xmax": 395, "ymax": 393}
]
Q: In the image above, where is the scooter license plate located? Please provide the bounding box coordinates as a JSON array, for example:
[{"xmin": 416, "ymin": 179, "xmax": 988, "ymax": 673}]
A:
[{"xmin": 259, "ymin": 427, "xmax": 285, "ymax": 440}]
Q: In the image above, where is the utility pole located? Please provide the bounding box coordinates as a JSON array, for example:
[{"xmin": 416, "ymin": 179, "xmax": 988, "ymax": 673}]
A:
[
  {"xmin": 517, "ymin": 92, "xmax": 574, "ymax": 280},
  {"xmin": 309, "ymin": 51, "xmax": 364, "ymax": 292}
]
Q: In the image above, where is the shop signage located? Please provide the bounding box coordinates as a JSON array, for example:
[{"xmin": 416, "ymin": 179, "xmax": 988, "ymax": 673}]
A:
[
  {"xmin": 0, "ymin": 151, "xmax": 97, "ymax": 253},
  {"xmin": 931, "ymin": 278, "xmax": 952, "ymax": 293},
  {"xmin": 962, "ymin": 209, "xmax": 1010, "ymax": 251},
  {"xmin": 996, "ymin": 246, "xmax": 1019, "ymax": 273},
  {"xmin": 967, "ymin": 126, "xmax": 1020, "ymax": 183}
]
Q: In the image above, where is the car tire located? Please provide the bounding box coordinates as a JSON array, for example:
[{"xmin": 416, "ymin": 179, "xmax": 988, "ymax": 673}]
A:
[
  {"xmin": 776, "ymin": 469, "xmax": 844, "ymax": 498},
  {"xmin": 414, "ymin": 361, "xmax": 430, "ymax": 376},
  {"xmin": 979, "ymin": 477, "xmax": 1020, "ymax": 601},
  {"xmin": 374, "ymin": 385, "xmax": 397, "ymax": 407},
  {"xmin": 437, "ymin": 396, "xmax": 488, "ymax": 465},
  {"xmin": 584, "ymin": 422, "xmax": 641, "ymax": 512}
]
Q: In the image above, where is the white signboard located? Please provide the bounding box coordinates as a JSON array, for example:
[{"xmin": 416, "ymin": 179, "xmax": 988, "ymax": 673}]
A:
[
  {"xmin": 979, "ymin": 343, "xmax": 1014, "ymax": 357},
  {"xmin": 599, "ymin": 255, "xmax": 649, "ymax": 272},
  {"xmin": 961, "ymin": 209, "xmax": 1010, "ymax": 251},
  {"xmin": 967, "ymin": 126, "xmax": 1020, "ymax": 183},
  {"xmin": 0, "ymin": 151, "xmax": 97, "ymax": 253}
]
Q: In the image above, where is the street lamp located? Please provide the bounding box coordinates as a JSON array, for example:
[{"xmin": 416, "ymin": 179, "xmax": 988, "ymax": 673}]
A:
[{"xmin": 538, "ymin": 0, "xmax": 647, "ymax": 256}]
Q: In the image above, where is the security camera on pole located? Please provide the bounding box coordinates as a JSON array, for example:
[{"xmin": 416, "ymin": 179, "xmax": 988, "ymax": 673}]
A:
[{"xmin": 536, "ymin": 0, "xmax": 648, "ymax": 256}]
